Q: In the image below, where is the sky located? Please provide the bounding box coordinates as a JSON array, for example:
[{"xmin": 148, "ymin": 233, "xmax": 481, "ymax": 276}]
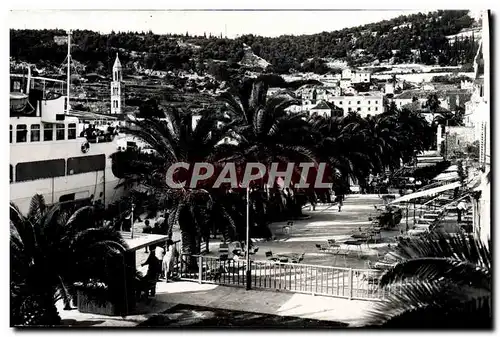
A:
[{"xmin": 8, "ymin": 10, "xmax": 431, "ymax": 38}]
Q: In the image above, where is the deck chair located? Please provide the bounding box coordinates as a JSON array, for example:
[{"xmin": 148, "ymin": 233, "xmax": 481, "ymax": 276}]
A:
[
  {"xmin": 265, "ymin": 251, "xmax": 278, "ymax": 261},
  {"xmin": 291, "ymin": 252, "xmax": 305, "ymax": 263},
  {"xmin": 249, "ymin": 246, "xmax": 259, "ymax": 255},
  {"xmin": 315, "ymin": 243, "xmax": 327, "ymax": 251}
]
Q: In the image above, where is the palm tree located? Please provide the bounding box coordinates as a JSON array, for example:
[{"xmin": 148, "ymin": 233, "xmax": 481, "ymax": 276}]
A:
[
  {"xmin": 217, "ymin": 77, "xmax": 316, "ymax": 169},
  {"xmin": 10, "ymin": 195, "xmax": 128, "ymax": 326},
  {"xmin": 112, "ymin": 108, "xmax": 236, "ymax": 269},
  {"xmin": 365, "ymin": 232, "xmax": 491, "ymax": 328}
]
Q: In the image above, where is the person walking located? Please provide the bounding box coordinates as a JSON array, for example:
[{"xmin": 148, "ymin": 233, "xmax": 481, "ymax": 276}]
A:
[
  {"xmin": 338, "ymin": 196, "xmax": 343, "ymax": 212},
  {"xmin": 457, "ymin": 200, "xmax": 467, "ymax": 223},
  {"xmin": 162, "ymin": 240, "xmax": 179, "ymax": 282},
  {"xmin": 142, "ymin": 220, "xmax": 152, "ymax": 253},
  {"xmin": 140, "ymin": 248, "xmax": 163, "ymax": 298}
]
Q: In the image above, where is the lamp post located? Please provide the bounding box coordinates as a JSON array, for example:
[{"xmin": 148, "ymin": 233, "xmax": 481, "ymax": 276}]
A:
[
  {"xmin": 130, "ymin": 203, "xmax": 135, "ymax": 239},
  {"xmin": 245, "ymin": 186, "xmax": 251, "ymax": 290}
]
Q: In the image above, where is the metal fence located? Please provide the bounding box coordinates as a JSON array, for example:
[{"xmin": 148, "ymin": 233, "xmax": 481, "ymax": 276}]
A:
[{"xmin": 177, "ymin": 255, "xmax": 391, "ymax": 301}]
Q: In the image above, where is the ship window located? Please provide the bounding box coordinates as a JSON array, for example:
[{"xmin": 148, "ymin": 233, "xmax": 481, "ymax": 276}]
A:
[
  {"xmin": 59, "ymin": 193, "xmax": 75, "ymax": 203},
  {"xmin": 30, "ymin": 124, "xmax": 40, "ymax": 142},
  {"xmin": 15, "ymin": 159, "xmax": 66, "ymax": 182},
  {"xmin": 16, "ymin": 125, "xmax": 27, "ymax": 143},
  {"xmin": 68, "ymin": 123, "xmax": 77, "ymax": 140},
  {"xmin": 56, "ymin": 123, "xmax": 65, "ymax": 140},
  {"xmin": 67, "ymin": 154, "xmax": 106, "ymax": 175},
  {"xmin": 44, "ymin": 123, "xmax": 54, "ymax": 141},
  {"xmin": 10, "ymin": 125, "xmax": 12, "ymax": 143}
]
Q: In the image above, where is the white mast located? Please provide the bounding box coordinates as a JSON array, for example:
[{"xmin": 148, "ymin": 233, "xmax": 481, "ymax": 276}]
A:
[{"xmin": 66, "ymin": 30, "xmax": 72, "ymax": 114}]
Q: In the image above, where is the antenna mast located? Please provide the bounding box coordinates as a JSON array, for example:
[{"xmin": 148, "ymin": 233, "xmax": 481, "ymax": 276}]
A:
[{"xmin": 66, "ymin": 29, "xmax": 72, "ymax": 114}]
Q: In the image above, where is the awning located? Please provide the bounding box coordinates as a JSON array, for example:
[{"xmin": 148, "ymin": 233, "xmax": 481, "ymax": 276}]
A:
[
  {"xmin": 433, "ymin": 171, "xmax": 459, "ymax": 181},
  {"xmin": 444, "ymin": 165, "xmax": 458, "ymax": 172},
  {"xmin": 389, "ymin": 181, "xmax": 461, "ymax": 204},
  {"xmin": 120, "ymin": 232, "xmax": 168, "ymax": 252}
]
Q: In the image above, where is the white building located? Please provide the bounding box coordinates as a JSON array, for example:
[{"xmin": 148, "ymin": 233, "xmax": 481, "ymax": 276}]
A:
[
  {"xmin": 329, "ymin": 93, "xmax": 384, "ymax": 117},
  {"xmin": 341, "ymin": 68, "xmax": 371, "ymax": 83},
  {"xmin": 110, "ymin": 53, "xmax": 123, "ymax": 115}
]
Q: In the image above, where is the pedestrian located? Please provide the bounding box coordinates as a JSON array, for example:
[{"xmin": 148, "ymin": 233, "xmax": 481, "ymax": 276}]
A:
[
  {"xmin": 162, "ymin": 239, "xmax": 179, "ymax": 282},
  {"xmin": 457, "ymin": 200, "xmax": 467, "ymax": 223},
  {"xmin": 338, "ymin": 196, "xmax": 343, "ymax": 212},
  {"xmin": 140, "ymin": 248, "xmax": 163, "ymax": 298},
  {"xmin": 143, "ymin": 220, "xmax": 152, "ymax": 253}
]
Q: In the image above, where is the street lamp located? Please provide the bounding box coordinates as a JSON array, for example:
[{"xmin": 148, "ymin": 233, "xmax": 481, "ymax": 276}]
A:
[
  {"xmin": 130, "ymin": 203, "xmax": 135, "ymax": 239},
  {"xmin": 245, "ymin": 186, "xmax": 251, "ymax": 290}
]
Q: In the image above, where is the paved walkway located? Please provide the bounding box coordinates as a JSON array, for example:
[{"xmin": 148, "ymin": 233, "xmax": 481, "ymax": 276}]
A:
[
  {"xmin": 58, "ymin": 194, "xmax": 387, "ymax": 327},
  {"xmin": 58, "ymin": 281, "xmax": 375, "ymax": 327}
]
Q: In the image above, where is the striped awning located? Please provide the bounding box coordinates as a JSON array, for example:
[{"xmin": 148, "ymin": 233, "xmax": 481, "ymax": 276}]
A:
[{"xmin": 389, "ymin": 181, "xmax": 461, "ymax": 204}]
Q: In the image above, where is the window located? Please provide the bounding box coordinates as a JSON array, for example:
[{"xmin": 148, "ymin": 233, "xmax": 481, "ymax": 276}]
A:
[
  {"xmin": 368, "ymin": 101, "xmax": 371, "ymax": 104},
  {"xmin": 357, "ymin": 107, "xmax": 361, "ymax": 111},
  {"xmin": 357, "ymin": 101, "xmax": 361, "ymax": 104},
  {"xmin": 30, "ymin": 124, "xmax": 40, "ymax": 142},
  {"xmin": 348, "ymin": 101, "xmax": 351, "ymax": 105},
  {"xmin": 375, "ymin": 107, "xmax": 378, "ymax": 111},
  {"xmin": 10, "ymin": 165, "xmax": 13, "ymax": 183},
  {"xmin": 44, "ymin": 124, "xmax": 54, "ymax": 141},
  {"xmin": 67, "ymin": 155, "xmax": 106, "ymax": 175},
  {"xmin": 10, "ymin": 125, "xmax": 12, "ymax": 143},
  {"xmin": 375, "ymin": 101, "xmax": 378, "ymax": 104},
  {"xmin": 339, "ymin": 101, "xmax": 342, "ymax": 105},
  {"xmin": 16, "ymin": 159, "xmax": 66, "ymax": 182},
  {"xmin": 16, "ymin": 125, "xmax": 27, "ymax": 143},
  {"xmin": 368, "ymin": 107, "xmax": 371, "ymax": 111},
  {"xmin": 56, "ymin": 124, "xmax": 65, "ymax": 140},
  {"xmin": 68, "ymin": 123, "xmax": 77, "ymax": 140},
  {"xmin": 348, "ymin": 107, "xmax": 352, "ymax": 112}
]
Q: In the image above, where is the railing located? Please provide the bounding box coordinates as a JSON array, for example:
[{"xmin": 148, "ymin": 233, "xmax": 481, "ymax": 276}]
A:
[{"xmin": 176, "ymin": 255, "xmax": 392, "ymax": 301}]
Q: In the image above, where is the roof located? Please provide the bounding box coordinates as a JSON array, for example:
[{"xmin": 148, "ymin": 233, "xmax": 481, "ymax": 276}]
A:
[
  {"xmin": 68, "ymin": 111, "xmax": 119, "ymax": 120},
  {"xmin": 311, "ymin": 100, "xmax": 337, "ymax": 110},
  {"xmin": 395, "ymin": 88, "xmax": 471, "ymax": 101},
  {"xmin": 113, "ymin": 53, "xmax": 122, "ymax": 69}
]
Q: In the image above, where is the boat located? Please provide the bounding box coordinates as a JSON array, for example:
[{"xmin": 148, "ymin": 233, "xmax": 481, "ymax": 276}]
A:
[{"xmin": 10, "ymin": 30, "xmax": 126, "ymax": 214}]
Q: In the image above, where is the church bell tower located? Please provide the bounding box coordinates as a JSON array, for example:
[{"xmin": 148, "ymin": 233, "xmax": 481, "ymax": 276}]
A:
[{"xmin": 110, "ymin": 53, "xmax": 122, "ymax": 114}]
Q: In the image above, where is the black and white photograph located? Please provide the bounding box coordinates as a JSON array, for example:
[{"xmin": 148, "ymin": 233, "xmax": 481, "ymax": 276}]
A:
[{"xmin": 6, "ymin": 6, "xmax": 492, "ymax": 329}]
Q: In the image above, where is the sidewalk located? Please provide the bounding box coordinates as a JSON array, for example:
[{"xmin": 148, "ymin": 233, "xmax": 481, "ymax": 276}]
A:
[
  {"xmin": 58, "ymin": 281, "xmax": 376, "ymax": 327},
  {"xmin": 154, "ymin": 282, "xmax": 375, "ymax": 327}
]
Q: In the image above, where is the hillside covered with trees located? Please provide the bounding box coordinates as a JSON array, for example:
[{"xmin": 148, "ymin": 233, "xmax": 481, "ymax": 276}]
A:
[{"xmin": 10, "ymin": 10, "xmax": 479, "ymax": 75}]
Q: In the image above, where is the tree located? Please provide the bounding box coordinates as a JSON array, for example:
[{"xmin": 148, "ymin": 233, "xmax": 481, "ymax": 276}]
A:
[
  {"xmin": 10, "ymin": 195, "xmax": 128, "ymax": 326},
  {"xmin": 111, "ymin": 108, "xmax": 236, "ymax": 269},
  {"xmin": 366, "ymin": 232, "xmax": 491, "ymax": 328}
]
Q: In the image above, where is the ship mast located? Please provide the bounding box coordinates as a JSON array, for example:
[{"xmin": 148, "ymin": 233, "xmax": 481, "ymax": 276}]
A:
[{"xmin": 66, "ymin": 29, "xmax": 72, "ymax": 114}]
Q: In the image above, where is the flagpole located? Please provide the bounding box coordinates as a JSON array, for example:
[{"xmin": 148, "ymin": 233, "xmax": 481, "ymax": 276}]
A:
[
  {"xmin": 245, "ymin": 185, "xmax": 251, "ymax": 290},
  {"xmin": 66, "ymin": 30, "xmax": 71, "ymax": 115}
]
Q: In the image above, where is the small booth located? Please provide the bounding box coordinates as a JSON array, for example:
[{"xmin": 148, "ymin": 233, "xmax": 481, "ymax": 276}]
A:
[{"xmin": 76, "ymin": 231, "xmax": 168, "ymax": 316}]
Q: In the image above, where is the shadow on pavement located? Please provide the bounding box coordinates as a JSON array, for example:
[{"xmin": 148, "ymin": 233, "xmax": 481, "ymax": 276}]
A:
[{"xmin": 137, "ymin": 303, "xmax": 349, "ymax": 328}]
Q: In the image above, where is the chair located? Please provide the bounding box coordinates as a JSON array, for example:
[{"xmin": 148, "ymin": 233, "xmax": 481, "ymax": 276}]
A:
[
  {"xmin": 265, "ymin": 251, "xmax": 278, "ymax": 261},
  {"xmin": 291, "ymin": 252, "xmax": 305, "ymax": 263},
  {"xmin": 316, "ymin": 243, "xmax": 327, "ymax": 251}
]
